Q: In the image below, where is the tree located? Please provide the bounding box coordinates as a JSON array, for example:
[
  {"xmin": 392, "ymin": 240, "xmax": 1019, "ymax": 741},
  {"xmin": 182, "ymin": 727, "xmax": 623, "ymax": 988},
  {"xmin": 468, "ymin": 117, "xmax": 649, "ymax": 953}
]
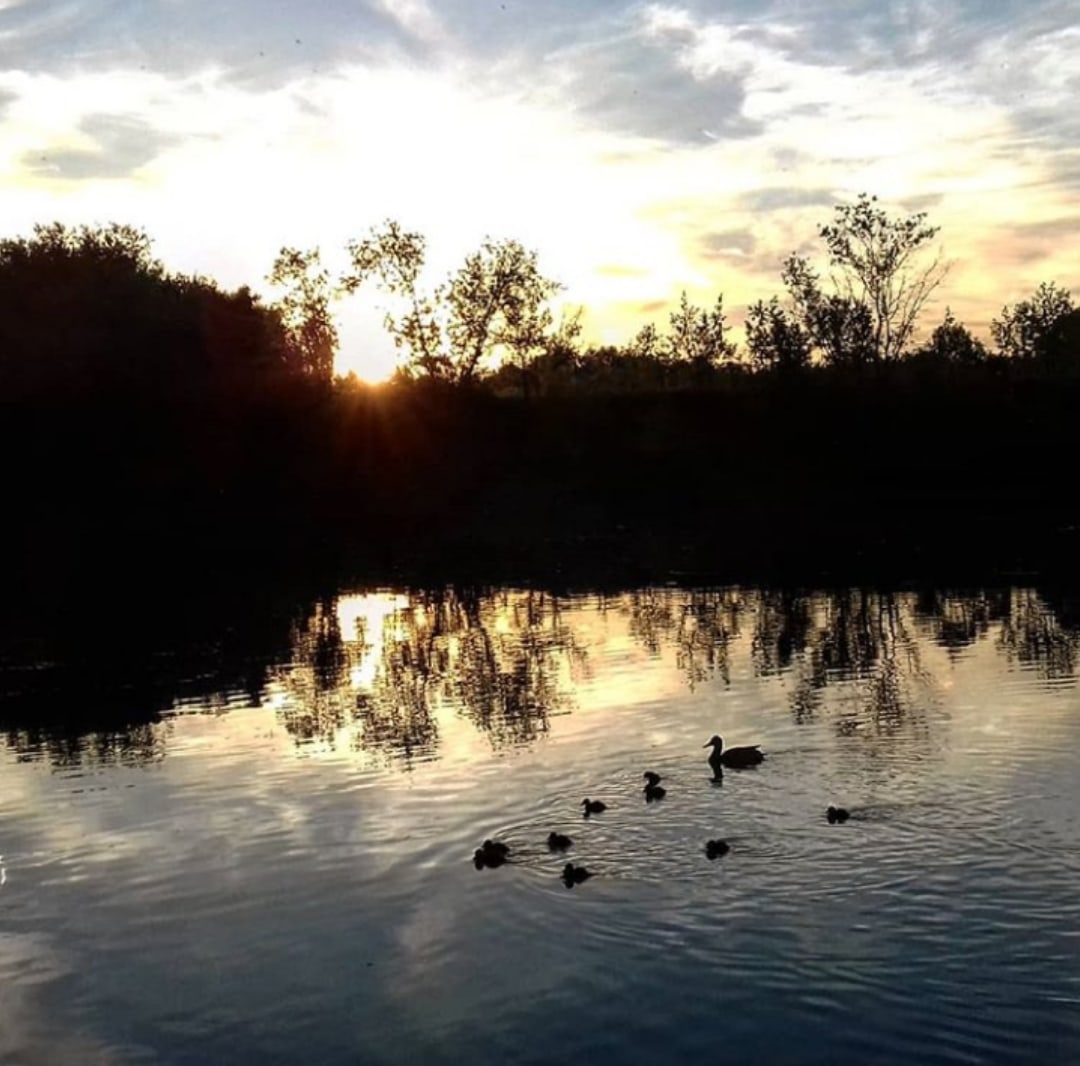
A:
[
  {"xmin": 914, "ymin": 308, "xmax": 987, "ymax": 364},
  {"xmin": 446, "ymin": 238, "xmax": 561, "ymax": 383},
  {"xmin": 0, "ymin": 222, "xmax": 293, "ymax": 398},
  {"xmin": 745, "ymin": 295, "xmax": 811, "ymax": 372},
  {"xmin": 667, "ymin": 291, "xmax": 737, "ymax": 366},
  {"xmin": 818, "ymin": 193, "xmax": 947, "ymax": 361},
  {"xmin": 343, "ymin": 221, "xmax": 562, "ymax": 384},
  {"xmin": 267, "ymin": 247, "xmax": 338, "ymax": 383},
  {"xmin": 342, "ymin": 221, "xmax": 446, "ymax": 377},
  {"xmin": 780, "ymin": 194, "xmax": 946, "ymax": 365},
  {"xmin": 781, "ymin": 254, "xmax": 876, "ymax": 367},
  {"xmin": 991, "ymin": 282, "xmax": 1075, "ymax": 361}
]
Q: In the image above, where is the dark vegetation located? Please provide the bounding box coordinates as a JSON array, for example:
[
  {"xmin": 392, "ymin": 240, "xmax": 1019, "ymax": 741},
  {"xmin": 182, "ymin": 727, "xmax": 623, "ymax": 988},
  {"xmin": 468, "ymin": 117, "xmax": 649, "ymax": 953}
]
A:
[{"xmin": 4, "ymin": 200, "xmax": 1078, "ymax": 602}]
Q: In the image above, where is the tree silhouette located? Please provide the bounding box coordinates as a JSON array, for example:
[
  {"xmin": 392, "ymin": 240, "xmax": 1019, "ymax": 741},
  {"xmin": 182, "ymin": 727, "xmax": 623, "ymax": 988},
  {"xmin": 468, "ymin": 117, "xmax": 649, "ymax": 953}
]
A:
[
  {"xmin": 991, "ymin": 282, "xmax": 1075, "ymax": 362},
  {"xmin": 267, "ymin": 246, "xmax": 338, "ymax": 382}
]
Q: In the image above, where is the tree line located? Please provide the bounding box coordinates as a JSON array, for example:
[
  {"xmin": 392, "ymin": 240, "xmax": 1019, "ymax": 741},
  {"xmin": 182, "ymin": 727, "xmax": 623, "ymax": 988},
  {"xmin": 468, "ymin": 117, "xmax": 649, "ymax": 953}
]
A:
[
  {"xmin": 1, "ymin": 196, "xmax": 1077, "ymax": 404},
  {"xmin": 271, "ymin": 192, "xmax": 1079, "ymax": 392}
]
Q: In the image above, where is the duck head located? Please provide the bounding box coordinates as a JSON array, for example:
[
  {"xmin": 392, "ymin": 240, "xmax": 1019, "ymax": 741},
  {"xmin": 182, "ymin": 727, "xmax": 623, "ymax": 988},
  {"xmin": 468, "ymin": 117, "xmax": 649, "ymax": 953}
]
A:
[
  {"xmin": 703, "ymin": 735, "xmax": 724, "ymax": 751},
  {"xmin": 643, "ymin": 771, "xmax": 662, "ymax": 787}
]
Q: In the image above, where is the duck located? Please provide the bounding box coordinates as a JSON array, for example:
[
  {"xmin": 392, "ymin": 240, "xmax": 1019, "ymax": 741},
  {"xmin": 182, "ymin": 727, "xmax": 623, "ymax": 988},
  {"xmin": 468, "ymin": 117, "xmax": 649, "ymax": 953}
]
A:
[
  {"xmin": 581, "ymin": 798, "xmax": 607, "ymax": 816},
  {"xmin": 705, "ymin": 839, "xmax": 730, "ymax": 860},
  {"xmin": 474, "ymin": 847, "xmax": 508, "ymax": 869},
  {"xmin": 643, "ymin": 781, "xmax": 666, "ymax": 802},
  {"xmin": 826, "ymin": 806, "xmax": 850, "ymax": 824},
  {"xmin": 562, "ymin": 862, "xmax": 592, "ymax": 886},
  {"xmin": 481, "ymin": 838, "xmax": 511, "ymax": 857},
  {"xmin": 643, "ymin": 771, "xmax": 663, "ymax": 788},
  {"xmin": 547, "ymin": 831, "xmax": 573, "ymax": 851},
  {"xmin": 704, "ymin": 735, "xmax": 764, "ymax": 769}
]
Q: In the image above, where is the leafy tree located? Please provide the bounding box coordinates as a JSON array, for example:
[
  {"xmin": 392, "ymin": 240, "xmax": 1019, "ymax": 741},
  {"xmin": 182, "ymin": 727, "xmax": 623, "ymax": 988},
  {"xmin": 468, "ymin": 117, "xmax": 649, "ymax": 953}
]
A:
[
  {"xmin": 745, "ymin": 295, "xmax": 811, "ymax": 372},
  {"xmin": 342, "ymin": 221, "xmax": 445, "ymax": 377},
  {"xmin": 991, "ymin": 282, "xmax": 1075, "ymax": 361},
  {"xmin": 268, "ymin": 246, "xmax": 338, "ymax": 382},
  {"xmin": 0, "ymin": 222, "xmax": 292, "ymax": 398},
  {"xmin": 780, "ymin": 194, "xmax": 946, "ymax": 364},
  {"xmin": 344, "ymin": 222, "xmax": 562, "ymax": 384},
  {"xmin": 818, "ymin": 193, "xmax": 947, "ymax": 360},
  {"xmin": 447, "ymin": 238, "xmax": 561, "ymax": 383},
  {"xmin": 781, "ymin": 254, "xmax": 876, "ymax": 367},
  {"xmin": 914, "ymin": 308, "xmax": 987, "ymax": 364},
  {"xmin": 667, "ymin": 291, "xmax": 737, "ymax": 366}
]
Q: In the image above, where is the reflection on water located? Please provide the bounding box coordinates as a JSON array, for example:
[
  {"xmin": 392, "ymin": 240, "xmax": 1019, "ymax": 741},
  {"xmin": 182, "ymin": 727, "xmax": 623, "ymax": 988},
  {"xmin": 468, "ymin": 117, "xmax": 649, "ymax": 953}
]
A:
[
  {"xmin": 3, "ymin": 585, "xmax": 1079, "ymax": 769},
  {"xmin": 271, "ymin": 584, "xmax": 1080, "ymax": 767},
  {"xmin": 1, "ymin": 583, "xmax": 1080, "ymax": 1065}
]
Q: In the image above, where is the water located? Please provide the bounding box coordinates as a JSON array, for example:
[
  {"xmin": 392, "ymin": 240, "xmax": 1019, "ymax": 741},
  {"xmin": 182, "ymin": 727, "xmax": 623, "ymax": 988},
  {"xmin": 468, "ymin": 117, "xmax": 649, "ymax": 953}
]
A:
[{"xmin": 2, "ymin": 585, "xmax": 1079, "ymax": 1065}]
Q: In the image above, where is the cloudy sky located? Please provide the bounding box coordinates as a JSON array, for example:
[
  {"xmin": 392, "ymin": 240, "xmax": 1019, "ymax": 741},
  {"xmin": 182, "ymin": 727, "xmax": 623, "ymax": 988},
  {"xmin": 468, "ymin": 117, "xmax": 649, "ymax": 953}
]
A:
[{"xmin": 1, "ymin": 1, "xmax": 1077, "ymax": 379}]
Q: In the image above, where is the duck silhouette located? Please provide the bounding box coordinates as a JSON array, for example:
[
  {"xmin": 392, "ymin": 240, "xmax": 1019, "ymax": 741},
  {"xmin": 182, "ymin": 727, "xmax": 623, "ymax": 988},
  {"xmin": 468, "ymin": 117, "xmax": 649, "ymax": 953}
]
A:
[
  {"xmin": 826, "ymin": 806, "xmax": 850, "ymax": 824},
  {"xmin": 547, "ymin": 831, "xmax": 573, "ymax": 851},
  {"xmin": 644, "ymin": 782, "xmax": 666, "ymax": 802},
  {"xmin": 581, "ymin": 798, "xmax": 607, "ymax": 816},
  {"xmin": 473, "ymin": 839, "xmax": 511, "ymax": 868},
  {"xmin": 562, "ymin": 862, "xmax": 592, "ymax": 887},
  {"xmin": 704, "ymin": 735, "xmax": 764, "ymax": 770},
  {"xmin": 474, "ymin": 847, "xmax": 508, "ymax": 869},
  {"xmin": 643, "ymin": 771, "xmax": 663, "ymax": 787},
  {"xmin": 705, "ymin": 839, "xmax": 730, "ymax": 859}
]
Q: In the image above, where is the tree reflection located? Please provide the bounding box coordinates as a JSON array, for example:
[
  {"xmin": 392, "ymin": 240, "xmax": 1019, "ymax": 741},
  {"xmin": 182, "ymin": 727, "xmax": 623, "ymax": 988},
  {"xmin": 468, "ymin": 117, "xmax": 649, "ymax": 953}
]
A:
[
  {"xmin": 271, "ymin": 587, "xmax": 587, "ymax": 766},
  {"xmin": 3, "ymin": 582, "xmax": 1077, "ymax": 771},
  {"xmin": 998, "ymin": 588, "xmax": 1079, "ymax": 680}
]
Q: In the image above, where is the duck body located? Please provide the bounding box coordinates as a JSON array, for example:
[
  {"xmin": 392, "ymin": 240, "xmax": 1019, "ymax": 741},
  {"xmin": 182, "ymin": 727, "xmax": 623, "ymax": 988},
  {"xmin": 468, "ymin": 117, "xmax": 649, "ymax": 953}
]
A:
[
  {"xmin": 474, "ymin": 847, "xmax": 508, "ymax": 869},
  {"xmin": 581, "ymin": 798, "xmax": 607, "ymax": 816},
  {"xmin": 826, "ymin": 806, "xmax": 850, "ymax": 824},
  {"xmin": 562, "ymin": 862, "xmax": 592, "ymax": 886},
  {"xmin": 547, "ymin": 832, "xmax": 573, "ymax": 851},
  {"xmin": 704, "ymin": 735, "xmax": 764, "ymax": 769},
  {"xmin": 644, "ymin": 783, "xmax": 666, "ymax": 802},
  {"xmin": 705, "ymin": 839, "xmax": 730, "ymax": 860},
  {"xmin": 474, "ymin": 839, "xmax": 511, "ymax": 867}
]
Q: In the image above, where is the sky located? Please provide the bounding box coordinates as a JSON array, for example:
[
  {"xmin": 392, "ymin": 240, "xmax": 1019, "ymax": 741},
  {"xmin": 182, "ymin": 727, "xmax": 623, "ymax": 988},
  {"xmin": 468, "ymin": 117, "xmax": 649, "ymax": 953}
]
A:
[{"xmin": 1, "ymin": 1, "xmax": 1077, "ymax": 380}]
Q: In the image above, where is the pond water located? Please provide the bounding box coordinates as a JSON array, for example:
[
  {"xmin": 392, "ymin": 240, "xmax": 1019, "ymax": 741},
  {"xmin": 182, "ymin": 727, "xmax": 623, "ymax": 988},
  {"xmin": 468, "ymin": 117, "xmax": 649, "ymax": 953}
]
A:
[{"xmin": 2, "ymin": 584, "xmax": 1079, "ymax": 1065}]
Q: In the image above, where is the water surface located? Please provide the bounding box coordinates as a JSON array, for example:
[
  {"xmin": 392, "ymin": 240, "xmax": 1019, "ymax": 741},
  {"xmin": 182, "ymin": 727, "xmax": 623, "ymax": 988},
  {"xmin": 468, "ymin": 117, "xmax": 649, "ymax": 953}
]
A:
[{"xmin": 2, "ymin": 585, "xmax": 1079, "ymax": 1065}]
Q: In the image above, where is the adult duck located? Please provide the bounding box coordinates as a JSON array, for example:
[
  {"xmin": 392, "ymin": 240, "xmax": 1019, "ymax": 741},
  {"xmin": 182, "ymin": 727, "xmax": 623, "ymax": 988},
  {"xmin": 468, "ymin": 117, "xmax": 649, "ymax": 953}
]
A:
[
  {"xmin": 581, "ymin": 798, "xmax": 607, "ymax": 816},
  {"xmin": 704, "ymin": 735, "xmax": 764, "ymax": 769}
]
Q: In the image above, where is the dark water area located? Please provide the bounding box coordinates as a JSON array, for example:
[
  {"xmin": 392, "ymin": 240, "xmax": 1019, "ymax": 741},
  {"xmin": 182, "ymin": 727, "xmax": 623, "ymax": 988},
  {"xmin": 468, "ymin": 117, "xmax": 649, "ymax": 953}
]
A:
[{"xmin": 2, "ymin": 581, "xmax": 1079, "ymax": 1065}]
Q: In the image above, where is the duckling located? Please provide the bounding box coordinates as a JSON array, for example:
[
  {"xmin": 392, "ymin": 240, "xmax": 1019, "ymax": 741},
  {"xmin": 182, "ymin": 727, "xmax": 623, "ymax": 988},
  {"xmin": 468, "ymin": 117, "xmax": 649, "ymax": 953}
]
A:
[
  {"xmin": 562, "ymin": 862, "xmax": 592, "ymax": 887},
  {"xmin": 474, "ymin": 847, "xmax": 508, "ymax": 869},
  {"xmin": 703, "ymin": 735, "xmax": 764, "ymax": 769},
  {"xmin": 482, "ymin": 839, "xmax": 511, "ymax": 857},
  {"xmin": 547, "ymin": 831, "xmax": 573, "ymax": 851},
  {"xmin": 643, "ymin": 782, "xmax": 666, "ymax": 802},
  {"xmin": 826, "ymin": 806, "xmax": 850, "ymax": 824},
  {"xmin": 705, "ymin": 839, "xmax": 730, "ymax": 860},
  {"xmin": 581, "ymin": 798, "xmax": 607, "ymax": 816},
  {"xmin": 643, "ymin": 771, "xmax": 663, "ymax": 788}
]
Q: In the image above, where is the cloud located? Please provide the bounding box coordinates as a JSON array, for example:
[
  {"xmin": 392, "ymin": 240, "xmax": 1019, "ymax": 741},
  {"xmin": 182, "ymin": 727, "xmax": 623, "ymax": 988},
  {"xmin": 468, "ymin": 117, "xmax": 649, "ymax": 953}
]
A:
[
  {"xmin": 23, "ymin": 112, "xmax": 179, "ymax": 180},
  {"xmin": 699, "ymin": 227, "xmax": 756, "ymax": 258}
]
